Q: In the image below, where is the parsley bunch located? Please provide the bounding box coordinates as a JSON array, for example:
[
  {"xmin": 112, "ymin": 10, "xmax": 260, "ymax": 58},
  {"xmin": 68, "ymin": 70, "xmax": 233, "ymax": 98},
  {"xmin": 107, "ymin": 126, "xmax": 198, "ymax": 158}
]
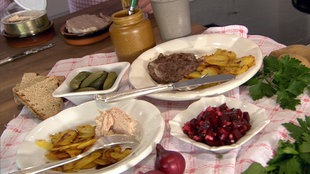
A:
[
  {"xmin": 243, "ymin": 116, "xmax": 310, "ymax": 174},
  {"xmin": 246, "ymin": 55, "xmax": 310, "ymax": 110}
]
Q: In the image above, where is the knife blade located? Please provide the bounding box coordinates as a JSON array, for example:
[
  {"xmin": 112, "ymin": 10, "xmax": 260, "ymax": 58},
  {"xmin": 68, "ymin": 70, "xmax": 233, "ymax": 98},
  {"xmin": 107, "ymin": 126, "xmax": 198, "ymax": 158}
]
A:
[
  {"xmin": 0, "ymin": 43, "xmax": 55, "ymax": 65},
  {"xmin": 95, "ymin": 74, "xmax": 235, "ymax": 103}
]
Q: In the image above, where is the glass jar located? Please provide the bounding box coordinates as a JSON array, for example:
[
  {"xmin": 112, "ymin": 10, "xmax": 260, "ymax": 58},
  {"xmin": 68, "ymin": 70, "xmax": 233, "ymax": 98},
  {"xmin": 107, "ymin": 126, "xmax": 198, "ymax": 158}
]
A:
[{"xmin": 109, "ymin": 8, "xmax": 156, "ymax": 63}]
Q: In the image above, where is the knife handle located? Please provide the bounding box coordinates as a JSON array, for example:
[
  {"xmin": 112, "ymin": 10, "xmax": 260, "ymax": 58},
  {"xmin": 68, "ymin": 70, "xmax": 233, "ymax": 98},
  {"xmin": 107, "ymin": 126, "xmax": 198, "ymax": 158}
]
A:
[{"xmin": 95, "ymin": 84, "xmax": 173, "ymax": 103}]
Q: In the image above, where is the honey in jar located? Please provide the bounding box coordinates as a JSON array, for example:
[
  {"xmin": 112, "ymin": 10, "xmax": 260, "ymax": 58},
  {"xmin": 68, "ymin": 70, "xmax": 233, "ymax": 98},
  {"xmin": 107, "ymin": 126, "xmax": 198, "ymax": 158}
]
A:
[{"xmin": 109, "ymin": 8, "xmax": 156, "ymax": 63}]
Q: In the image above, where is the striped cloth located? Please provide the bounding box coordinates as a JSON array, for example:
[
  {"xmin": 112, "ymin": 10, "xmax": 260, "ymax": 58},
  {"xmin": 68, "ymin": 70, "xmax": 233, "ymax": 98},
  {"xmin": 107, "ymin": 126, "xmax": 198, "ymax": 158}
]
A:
[{"xmin": 1, "ymin": 25, "xmax": 309, "ymax": 174}]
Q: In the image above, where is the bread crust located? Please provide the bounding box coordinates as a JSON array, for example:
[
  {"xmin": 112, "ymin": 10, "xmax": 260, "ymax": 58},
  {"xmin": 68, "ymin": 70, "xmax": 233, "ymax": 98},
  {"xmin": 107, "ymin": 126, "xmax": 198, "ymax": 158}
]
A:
[{"xmin": 13, "ymin": 74, "xmax": 64, "ymax": 120}]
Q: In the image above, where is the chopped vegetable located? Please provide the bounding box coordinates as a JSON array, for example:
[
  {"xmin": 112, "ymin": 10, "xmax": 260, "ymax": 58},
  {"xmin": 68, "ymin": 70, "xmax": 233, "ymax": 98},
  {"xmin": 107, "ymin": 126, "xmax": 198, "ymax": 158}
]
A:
[{"xmin": 182, "ymin": 103, "xmax": 251, "ymax": 146}]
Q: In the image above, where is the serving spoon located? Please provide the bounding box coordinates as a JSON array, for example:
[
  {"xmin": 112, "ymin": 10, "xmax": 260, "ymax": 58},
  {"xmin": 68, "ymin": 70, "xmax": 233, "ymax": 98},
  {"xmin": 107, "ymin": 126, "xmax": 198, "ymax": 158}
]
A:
[
  {"xmin": 128, "ymin": 0, "xmax": 137, "ymax": 15},
  {"xmin": 11, "ymin": 135, "xmax": 139, "ymax": 174}
]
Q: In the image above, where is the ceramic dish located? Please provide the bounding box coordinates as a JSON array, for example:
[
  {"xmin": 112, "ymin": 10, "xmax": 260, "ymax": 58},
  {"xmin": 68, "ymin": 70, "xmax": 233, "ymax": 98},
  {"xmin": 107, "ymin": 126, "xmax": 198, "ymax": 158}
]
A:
[
  {"xmin": 61, "ymin": 31, "xmax": 110, "ymax": 46},
  {"xmin": 129, "ymin": 33, "xmax": 263, "ymax": 101},
  {"xmin": 60, "ymin": 21, "xmax": 111, "ymax": 38},
  {"xmin": 60, "ymin": 18, "xmax": 112, "ymax": 46},
  {"xmin": 53, "ymin": 62, "xmax": 130, "ymax": 105},
  {"xmin": 169, "ymin": 95, "xmax": 270, "ymax": 153},
  {"xmin": 16, "ymin": 99, "xmax": 165, "ymax": 174}
]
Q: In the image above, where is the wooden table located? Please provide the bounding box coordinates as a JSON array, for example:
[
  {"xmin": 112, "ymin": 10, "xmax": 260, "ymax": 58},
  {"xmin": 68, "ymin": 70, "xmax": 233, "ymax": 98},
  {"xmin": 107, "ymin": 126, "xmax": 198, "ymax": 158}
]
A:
[{"xmin": 0, "ymin": 0, "xmax": 206, "ymax": 136}]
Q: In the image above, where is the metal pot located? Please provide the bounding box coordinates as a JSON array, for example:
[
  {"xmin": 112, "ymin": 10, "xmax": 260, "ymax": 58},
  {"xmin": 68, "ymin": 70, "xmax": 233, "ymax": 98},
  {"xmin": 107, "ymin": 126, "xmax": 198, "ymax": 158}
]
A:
[{"xmin": 1, "ymin": 10, "xmax": 50, "ymax": 37}]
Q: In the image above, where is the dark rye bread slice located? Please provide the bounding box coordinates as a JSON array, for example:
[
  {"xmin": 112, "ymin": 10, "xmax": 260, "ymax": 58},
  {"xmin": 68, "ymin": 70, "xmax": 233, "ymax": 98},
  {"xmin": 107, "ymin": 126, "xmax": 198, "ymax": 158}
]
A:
[
  {"xmin": 12, "ymin": 73, "xmax": 46, "ymax": 105},
  {"xmin": 13, "ymin": 75, "xmax": 64, "ymax": 120}
]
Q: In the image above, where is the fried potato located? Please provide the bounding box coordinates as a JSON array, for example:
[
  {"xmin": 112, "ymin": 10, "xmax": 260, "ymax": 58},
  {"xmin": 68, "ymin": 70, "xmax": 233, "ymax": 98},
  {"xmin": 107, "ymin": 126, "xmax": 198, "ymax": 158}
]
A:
[
  {"xmin": 214, "ymin": 49, "xmax": 237, "ymax": 60},
  {"xmin": 184, "ymin": 49, "xmax": 256, "ymax": 80},
  {"xmin": 76, "ymin": 125, "xmax": 95, "ymax": 140},
  {"xmin": 35, "ymin": 140, "xmax": 53, "ymax": 150},
  {"xmin": 35, "ymin": 124, "xmax": 133, "ymax": 172},
  {"xmin": 76, "ymin": 138, "xmax": 97, "ymax": 149},
  {"xmin": 51, "ymin": 130, "xmax": 78, "ymax": 146},
  {"xmin": 74, "ymin": 151, "xmax": 101, "ymax": 170},
  {"xmin": 204, "ymin": 54, "xmax": 229, "ymax": 66},
  {"xmin": 201, "ymin": 66, "xmax": 220, "ymax": 76},
  {"xmin": 110, "ymin": 149, "xmax": 132, "ymax": 160}
]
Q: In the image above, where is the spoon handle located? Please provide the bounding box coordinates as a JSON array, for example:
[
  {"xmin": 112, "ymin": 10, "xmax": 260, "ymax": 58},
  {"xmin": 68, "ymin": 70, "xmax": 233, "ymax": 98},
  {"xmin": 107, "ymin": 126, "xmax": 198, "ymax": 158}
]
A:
[
  {"xmin": 128, "ymin": 0, "xmax": 137, "ymax": 15},
  {"xmin": 11, "ymin": 152, "xmax": 90, "ymax": 174},
  {"xmin": 95, "ymin": 84, "xmax": 173, "ymax": 103}
]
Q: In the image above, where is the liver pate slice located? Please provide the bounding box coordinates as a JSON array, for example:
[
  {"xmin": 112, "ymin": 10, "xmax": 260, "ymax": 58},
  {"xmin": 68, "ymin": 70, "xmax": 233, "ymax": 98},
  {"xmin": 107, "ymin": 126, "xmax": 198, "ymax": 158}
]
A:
[{"xmin": 148, "ymin": 53, "xmax": 202, "ymax": 84}]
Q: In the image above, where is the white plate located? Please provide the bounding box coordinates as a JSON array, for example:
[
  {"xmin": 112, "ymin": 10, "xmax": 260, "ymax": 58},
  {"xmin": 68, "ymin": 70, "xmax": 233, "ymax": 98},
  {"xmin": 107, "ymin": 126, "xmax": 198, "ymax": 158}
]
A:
[
  {"xmin": 16, "ymin": 99, "xmax": 165, "ymax": 174},
  {"xmin": 169, "ymin": 95, "xmax": 270, "ymax": 153},
  {"xmin": 129, "ymin": 34, "xmax": 263, "ymax": 101},
  {"xmin": 53, "ymin": 62, "xmax": 130, "ymax": 105}
]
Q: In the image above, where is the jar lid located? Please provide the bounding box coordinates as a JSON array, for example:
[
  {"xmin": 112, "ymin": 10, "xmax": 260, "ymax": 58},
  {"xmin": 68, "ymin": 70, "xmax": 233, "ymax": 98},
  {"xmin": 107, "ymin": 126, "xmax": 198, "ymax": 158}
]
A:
[{"xmin": 14, "ymin": 0, "xmax": 47, "ymax": 10}]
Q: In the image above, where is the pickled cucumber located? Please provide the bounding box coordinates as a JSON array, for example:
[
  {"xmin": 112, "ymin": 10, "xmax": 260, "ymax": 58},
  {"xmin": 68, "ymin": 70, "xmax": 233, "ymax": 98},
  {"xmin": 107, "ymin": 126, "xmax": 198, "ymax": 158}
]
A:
[
  {"xmin": 69, "ymin": 71, "xmax": 91, "ymax": 90},
  {"xmin": 74, "ymin": 87, "xmax": 97, "ymax": 92},
  {"xmin": 103, "ymin": 72, "xmax": 118, "ymax": 89},
  {"xmin": 89, "ymin": 71, "xmax": 108, "ymax": 90},
  {"xmin": 80, "ymin": 71, "xmax": 105, "ymax": 88}
]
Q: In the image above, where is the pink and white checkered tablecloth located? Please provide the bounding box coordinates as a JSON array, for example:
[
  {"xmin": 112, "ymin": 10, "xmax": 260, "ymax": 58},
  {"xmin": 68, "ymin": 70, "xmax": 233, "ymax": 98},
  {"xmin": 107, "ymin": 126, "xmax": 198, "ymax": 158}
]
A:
[{"xmin": 1, "ymin": 25, "xmax": 309, "ymax": 174}]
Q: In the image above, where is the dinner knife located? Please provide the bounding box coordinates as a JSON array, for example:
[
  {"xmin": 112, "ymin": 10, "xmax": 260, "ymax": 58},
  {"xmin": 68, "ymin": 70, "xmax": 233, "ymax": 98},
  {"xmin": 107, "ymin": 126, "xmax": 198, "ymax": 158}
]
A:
[
  {"xmin": 95, "ymin": 74, "xmax": 235, "ymax": 103},
  {"xmin": 0, "ymin": 43, "xmax": 55, "ymax": 65}
]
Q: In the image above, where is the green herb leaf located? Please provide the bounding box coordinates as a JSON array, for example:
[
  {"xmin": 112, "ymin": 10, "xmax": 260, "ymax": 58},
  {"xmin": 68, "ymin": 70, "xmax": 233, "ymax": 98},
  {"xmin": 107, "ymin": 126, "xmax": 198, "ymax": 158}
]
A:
[
  {"xmin": 243, "ymin": 116, "xmax": 310, "ymax": 174},
  {"xmin": 283, "ymin": 118, "xmax": 309, "ymax": 142},
  {"xmin": 249, "ymin": 81, "xmax": 275, "ymax": 100},
  {"xmin": 246, "ymin": 55, "xmax": 310, "ymax": 110},
  {"xmin": 278, "ymin": 156, "xmax": 302, "ymax": 174},
  {"xmin": 299, "ymin": 133, "xmax": 310, "ymax": 153},
  {"xmin": 299, "ymin": 153, "xmax": 310, "ymax": 164},
  {"xmin": 263, "ymin": 56, "xmax": 279, "ymax": 73},
  {"xmin": 276, "ymin": 91, "xmax": 300, "ymax": 110},
  {"xmin": 242, "ymin": 162, "xmax": 266, "ymax": 174}
]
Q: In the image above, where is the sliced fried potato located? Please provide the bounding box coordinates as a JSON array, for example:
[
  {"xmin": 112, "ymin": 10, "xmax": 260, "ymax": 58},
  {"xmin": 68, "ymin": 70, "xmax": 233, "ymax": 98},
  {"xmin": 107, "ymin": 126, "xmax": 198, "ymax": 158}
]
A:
[
  {"xmin": 94, "ymin": 158, "xmax": 112, "ymax": 165},
  {"xmin": 36, "ymin": 124, "xmax": 133, "ymax": 172},
  {"xmin": 74, "ymin": 151, "xmax": 101, "ymax": 170},
  {"xmin": 221, "ymin": 65, "xmax": 249, "ymax": 75},
  {"xmin": 204, "ymin": 54, "xmax": 229, "ymax": 66},
  {"xmin": 185, "ymin": 71, "xmax": 202, "ymax": 79},
  {"xmin": 201, "ymin": 66, "xmax": 220, "ymax": 76},
  {"xmin": 35, "ymin": 140, "xmax": 53, "ymax": 150},
  {"xmin": 110, "ymin": 149, "xmax": 131, "ymax": 160},
  {"xmin": 214, "ymin": 49, "xmax": 237, "ymax": 60},
  {"xmin": 76, "ymin": 138, "xmax": 97, "ymax": 149},
  {"xmin": 76, "ymin": 125, "xmax": 95, "ymax": 139}
]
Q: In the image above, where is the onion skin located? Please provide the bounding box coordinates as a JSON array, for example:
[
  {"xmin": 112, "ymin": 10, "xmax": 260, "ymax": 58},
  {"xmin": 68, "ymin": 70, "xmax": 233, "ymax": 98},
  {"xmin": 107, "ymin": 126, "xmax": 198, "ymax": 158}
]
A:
[{"xmin": 155, "ymin": 144, "xmax": 186, "ymax": 174}]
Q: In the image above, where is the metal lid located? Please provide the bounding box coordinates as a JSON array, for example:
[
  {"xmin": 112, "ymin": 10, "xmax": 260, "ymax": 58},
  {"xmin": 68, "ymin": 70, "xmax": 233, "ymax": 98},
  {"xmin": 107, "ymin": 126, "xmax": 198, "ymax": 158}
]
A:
[{"xmin": 14, "ymin": 0, "xmax": 47, "ymax": 10}]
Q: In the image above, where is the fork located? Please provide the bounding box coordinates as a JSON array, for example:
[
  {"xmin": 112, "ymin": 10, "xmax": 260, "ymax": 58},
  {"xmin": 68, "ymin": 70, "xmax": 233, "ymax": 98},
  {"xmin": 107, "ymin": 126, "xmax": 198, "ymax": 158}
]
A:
[{"xmin": 11, "ymin": 135, "xmax": 139, "ymax": 174}]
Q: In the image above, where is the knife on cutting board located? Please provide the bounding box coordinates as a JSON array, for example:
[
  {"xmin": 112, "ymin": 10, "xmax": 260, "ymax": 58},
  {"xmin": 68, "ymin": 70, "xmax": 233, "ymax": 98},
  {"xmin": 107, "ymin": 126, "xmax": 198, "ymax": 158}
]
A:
[
  {"xmin": 0, "ymin": 43, "xmax": 55, "ymax": 65},
  {"xmin": 95, "ymin": 74, "xmax": 235, "ymax": 103}
]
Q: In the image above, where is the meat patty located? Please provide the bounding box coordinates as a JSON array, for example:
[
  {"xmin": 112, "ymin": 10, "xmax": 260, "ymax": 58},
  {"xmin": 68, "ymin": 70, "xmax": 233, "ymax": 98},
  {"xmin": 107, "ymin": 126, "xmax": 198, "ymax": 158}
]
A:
[{"xmin": 148, "ymin": 53, "xmax": 202, "ymax": 84}]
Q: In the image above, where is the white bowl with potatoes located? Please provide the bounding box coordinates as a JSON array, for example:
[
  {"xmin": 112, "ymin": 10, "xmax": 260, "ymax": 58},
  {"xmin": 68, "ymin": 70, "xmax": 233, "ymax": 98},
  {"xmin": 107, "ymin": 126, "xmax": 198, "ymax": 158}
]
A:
[{"xmin": 53, "ymin": 62, "xmax": 130, "ymax": 105}]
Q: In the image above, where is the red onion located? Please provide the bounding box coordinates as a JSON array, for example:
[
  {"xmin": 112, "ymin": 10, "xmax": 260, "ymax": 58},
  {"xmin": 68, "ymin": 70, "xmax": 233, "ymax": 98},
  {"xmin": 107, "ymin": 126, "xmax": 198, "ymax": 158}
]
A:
[
  {"xmin": 144, "ymin": 170, "xmax": 165, "ymax": 174},
  {"xmin": 155, "ymin": 144, "xmax": 186, "ymax": 174}
]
